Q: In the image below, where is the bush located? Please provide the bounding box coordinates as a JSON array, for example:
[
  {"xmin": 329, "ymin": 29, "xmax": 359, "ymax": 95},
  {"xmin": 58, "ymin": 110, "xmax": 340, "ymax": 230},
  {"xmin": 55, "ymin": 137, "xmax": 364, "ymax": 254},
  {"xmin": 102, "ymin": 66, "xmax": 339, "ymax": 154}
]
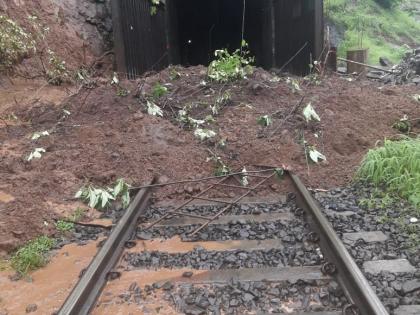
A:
[
  {"xmin": 207, "ymin": 41, "xmax": 254, "ymax": 82},
  {"xmin": 0, "ymin": 15, "xmax": 35, "ymax": 70},
  {"xmin": 357, "ymin": 137, "xmax": 420, "ymax": 207}
]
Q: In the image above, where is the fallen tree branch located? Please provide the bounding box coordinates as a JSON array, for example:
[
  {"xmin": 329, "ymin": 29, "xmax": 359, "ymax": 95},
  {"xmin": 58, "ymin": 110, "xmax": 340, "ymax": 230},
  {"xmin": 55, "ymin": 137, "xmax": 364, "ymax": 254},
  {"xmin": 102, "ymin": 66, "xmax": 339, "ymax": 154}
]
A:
[
  {"xmin": 337, "ymin": 57, "xmax": 393, "ymax": 73},
  {"xmin": 269, "ymin": 96, "xmax": 305, "ymax": 138}
]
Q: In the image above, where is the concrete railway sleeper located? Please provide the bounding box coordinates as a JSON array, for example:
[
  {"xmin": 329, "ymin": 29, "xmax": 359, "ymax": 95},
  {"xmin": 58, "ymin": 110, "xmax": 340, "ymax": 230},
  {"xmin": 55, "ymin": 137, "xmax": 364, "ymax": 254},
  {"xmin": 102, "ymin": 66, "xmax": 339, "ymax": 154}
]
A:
[{"xmin": 58, "ymin": 169, "xmax": 388, "ymax": 315}]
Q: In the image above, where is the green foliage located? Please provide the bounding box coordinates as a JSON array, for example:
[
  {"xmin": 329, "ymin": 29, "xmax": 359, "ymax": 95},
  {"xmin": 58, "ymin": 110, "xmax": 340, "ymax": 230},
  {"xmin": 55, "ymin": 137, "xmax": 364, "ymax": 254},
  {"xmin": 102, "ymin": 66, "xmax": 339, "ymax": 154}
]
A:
[
  {"xmin": 75, "ymin": 179, "xmax": 131, "ymax": 210},
  {"xmin": 194, "ymin": 128, "xmax": 216, "ymax": 141},
  {"xmin": 211, "ymin": 90, "xmax": 231, "ymax": 115},
  {"xmin": 326, "ymin": 0, "xmax": 420, "ymax": 63},
  {"xmin": 207, "ymin": 155, "xmax": 231, "ymax": 176},
  {"xmin": 11, "ymin": 236, "xmax": 55, "ymax": 275},
  {"xmin": 71, "ymin": 207, "xmax": 86, "ymax": 222},
  {"xmin": 146, "ymin": 100, "xmax": 163, "ymax": 117},
  {"xmin": 46, "ymin": 49, "xmax": 69, "ymax": 85},
  {"xmin": 0, "ymin": 15, "xmax": 35, "ymax": 70},
  {"xmin": 75, "ymin": 186, "xmax": 115, "ymax": 210},
  {"xmin": 303, "ymin": 103, "xmax": 321, "ymax": 123},
  {"xmin": 392, "ymin": 115, "xmax": 411, "ymax": 133},
  {"xmin": 152, "ymin": 83, "xmax": 168, "ymax": 99},
  {"xmin": 27, "ymin": 148, "xmax": 46, "ymax": 161},
  {"xmin": 55, "ymin": 220, "xmax": 74, "ymax": 233},
  {"xmin": 285, "ymin": 77, "xmax": 301, "ymax": 93},
  {"xmin": 150, "ymin": 0, "xmax": 160, "ymax": 15},
  {"xmin": 257, "ymin": 115, "xmax": 273, "ymax": 127},
  {"xmin": 116, "ymin": 87, "xmax": 129, "ymax": 97},
  {"xmin": 208, "ymin": 41, "xmax": 254, "ymax": 82},
  {"xmin": 112, "ymin": 178, "xmax": 131, "ymax": 208},
  {"xmin": 357, "ymin": 138, "xmax": 420, "ymax": 207}
]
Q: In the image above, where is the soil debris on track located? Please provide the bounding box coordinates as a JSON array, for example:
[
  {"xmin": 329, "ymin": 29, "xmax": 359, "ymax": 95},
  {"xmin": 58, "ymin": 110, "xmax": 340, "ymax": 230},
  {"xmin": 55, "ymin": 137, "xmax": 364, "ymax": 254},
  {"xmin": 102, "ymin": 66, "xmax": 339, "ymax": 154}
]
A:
[
  {"xmin": 1, "ymin": 65, "xmax": 419, "ymax": 251},
  {"xmin": 88, "ymin": 172, "xmax": 352, "ymax": 315}
]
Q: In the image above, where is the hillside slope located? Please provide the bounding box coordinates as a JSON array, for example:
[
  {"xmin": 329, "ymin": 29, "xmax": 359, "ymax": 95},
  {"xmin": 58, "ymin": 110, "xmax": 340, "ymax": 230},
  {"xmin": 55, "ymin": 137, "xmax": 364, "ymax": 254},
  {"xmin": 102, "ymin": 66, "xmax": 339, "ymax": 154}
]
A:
[{"xmin": 325, "ymin": 0, "xmax": 420, "ymax": 64}]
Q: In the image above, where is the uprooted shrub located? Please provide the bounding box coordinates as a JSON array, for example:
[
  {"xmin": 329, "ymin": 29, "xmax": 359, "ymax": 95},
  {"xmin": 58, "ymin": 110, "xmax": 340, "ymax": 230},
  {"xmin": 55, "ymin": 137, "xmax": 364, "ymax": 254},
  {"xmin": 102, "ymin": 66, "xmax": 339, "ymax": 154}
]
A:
[{"xmin": 207, "ymin": 41, "xmax": 254, "ymax": 83}]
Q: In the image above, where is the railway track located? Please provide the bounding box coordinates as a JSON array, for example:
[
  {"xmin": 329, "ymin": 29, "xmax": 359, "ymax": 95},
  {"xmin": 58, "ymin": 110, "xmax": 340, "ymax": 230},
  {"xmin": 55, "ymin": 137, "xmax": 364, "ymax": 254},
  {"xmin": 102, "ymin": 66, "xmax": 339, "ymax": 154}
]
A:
[{"xmin": 58, "ymin": 168, "xmax": 389, "ymax": 315}]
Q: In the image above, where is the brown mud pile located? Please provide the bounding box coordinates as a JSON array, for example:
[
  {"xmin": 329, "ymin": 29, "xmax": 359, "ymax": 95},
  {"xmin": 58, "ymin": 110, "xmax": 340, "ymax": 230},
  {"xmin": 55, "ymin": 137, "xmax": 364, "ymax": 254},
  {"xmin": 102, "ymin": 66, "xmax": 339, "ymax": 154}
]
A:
[{"xmin": 1, "ymin": 66, "xmax": 419, "ymax": 252}]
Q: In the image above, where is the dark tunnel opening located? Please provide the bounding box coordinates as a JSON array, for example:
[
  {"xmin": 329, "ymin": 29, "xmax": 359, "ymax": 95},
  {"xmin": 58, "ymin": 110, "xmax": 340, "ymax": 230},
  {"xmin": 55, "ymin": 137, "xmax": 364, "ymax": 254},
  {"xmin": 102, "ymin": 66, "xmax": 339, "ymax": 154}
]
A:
[{"xmin": 174, "ymin": 0, "xmax": 267, "ymax": 67}]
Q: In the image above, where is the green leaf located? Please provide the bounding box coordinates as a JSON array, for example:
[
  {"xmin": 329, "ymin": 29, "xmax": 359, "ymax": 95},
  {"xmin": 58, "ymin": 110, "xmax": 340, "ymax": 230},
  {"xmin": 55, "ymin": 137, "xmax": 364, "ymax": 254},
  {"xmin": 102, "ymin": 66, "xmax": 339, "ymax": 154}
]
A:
[
  {"xmin": 27, "ymin": 148, "xmax": 46, "ymax": 161},
  {"xmin": 88, "ymin": 191, "xmax": 98, "ymax": 208},
  {"xmin": 303, "ymin": 103, "xmax": 320, "ymax": 122},
  {"xmin": 257, "ymin": 115, "xmax": 272, "ymax": 127},
  {"xmin": 194, "ymin": 128, "xmax": 216, "ymax": 141},
  {"xmin": 146, "ymin": 100, "xmax": 163, "ymax": 117},
  {"xmin": 240, "ymin": 167, "xmax": 249, "ymax": 187},
  {"xmin": 31, "ymin": 131, "xmax": 49, "ymax": 140},
  {"xmin": 309, "ymin": 148, "xmax": 326, "ymax": 163},
  {"xmin": 74, "ymin": 188, "xmax": 84, "ymax": 199},
  {"xmin": 274, "ymin": 168, "xmax": 284, "ymax": 178},
  {"xmin": 121, "ymin": 192, "xmax": 130, "ymax": 208},
  {"xmin": 113, "ymin": 179, "xmax": 124, "ymax": 197}
]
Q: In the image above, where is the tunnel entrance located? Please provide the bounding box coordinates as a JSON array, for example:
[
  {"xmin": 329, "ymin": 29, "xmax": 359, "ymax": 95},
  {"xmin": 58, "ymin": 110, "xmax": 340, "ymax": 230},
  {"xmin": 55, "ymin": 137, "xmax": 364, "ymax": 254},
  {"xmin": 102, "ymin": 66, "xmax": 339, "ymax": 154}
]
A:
[
  {"xmin": 112, "ymin": 0, "xmax": 324, "ymax": 78},
  {"xmin": 174, "ymin": 0, "xmax": 267, "ymax": 67}
]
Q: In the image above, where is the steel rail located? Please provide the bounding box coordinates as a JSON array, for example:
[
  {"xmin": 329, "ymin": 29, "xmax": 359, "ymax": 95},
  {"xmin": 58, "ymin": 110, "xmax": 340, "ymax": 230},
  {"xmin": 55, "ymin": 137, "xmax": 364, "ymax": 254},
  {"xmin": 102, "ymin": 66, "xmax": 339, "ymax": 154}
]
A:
[
  {"xmin": 288, "ymin": 171, "xmax": 388, "ymax": 315},
  {"xmin": 57, "ymin": 181, "xmax": 154, "ymax": 315}
]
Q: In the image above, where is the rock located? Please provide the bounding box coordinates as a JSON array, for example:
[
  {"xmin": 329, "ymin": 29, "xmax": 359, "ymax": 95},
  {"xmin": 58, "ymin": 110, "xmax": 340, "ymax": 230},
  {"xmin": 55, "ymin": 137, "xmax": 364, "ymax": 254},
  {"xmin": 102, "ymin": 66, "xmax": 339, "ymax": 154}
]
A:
[
  {"xmin": 242, "ymin": 293, "xmax": 254, "ymax": 302},
  {"xmin": 229, "ymin": 299, "xmax": 239, "ymax": 307},
  {"xmin": 25, "ymin": 304, "xmax": 37, "ymax": 313},
  {"xmin": 162, "ymin": 281, "xmax": 174, "ymax": 291},
  {"xmin": 137, "ymin": 231, "xmax": 152, "ymax": 240},
  {"xmin": 412, "ymin": 76, "xmax": 420, "ymax": 84},
  {"xmin": 366, "ymin": 71, "xmax": 385, "ymax": 79},
  {"xmin": 111, "ymin": 152, "xmax": 120, "ymax": 159},
  {"xmin": 379, "ymin": 57, "xmax": 393, "ymax": 67},
  {"xmin": 158, "ymin": 175, "xmax": 169, "ymax": 184},
  {"xmin": 182, "ymin": 271, "xmax": 194, "ymax": 278},
  {"xmin": 133, "ymin": 111, "xmax": 144, "ymax": 121},
  {"xmin": 402, "ymin": 280, "xmax": 420, "ymax": 295},
  {"xmin": 337, "ymin": 67, "xmax": 347, "ymax": 74}
]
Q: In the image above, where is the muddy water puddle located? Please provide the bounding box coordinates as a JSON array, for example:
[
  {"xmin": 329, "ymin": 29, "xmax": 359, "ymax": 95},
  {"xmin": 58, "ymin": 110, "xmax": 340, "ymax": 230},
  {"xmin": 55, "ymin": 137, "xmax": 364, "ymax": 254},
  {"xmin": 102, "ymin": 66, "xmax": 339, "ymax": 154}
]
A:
[
  {"xmin": 0, "ymin": 240, "xmax": 100, "ymax": 314},
  {"xmin": 127, "ymin": 236, "xmax": 277, "ymax": 254}
]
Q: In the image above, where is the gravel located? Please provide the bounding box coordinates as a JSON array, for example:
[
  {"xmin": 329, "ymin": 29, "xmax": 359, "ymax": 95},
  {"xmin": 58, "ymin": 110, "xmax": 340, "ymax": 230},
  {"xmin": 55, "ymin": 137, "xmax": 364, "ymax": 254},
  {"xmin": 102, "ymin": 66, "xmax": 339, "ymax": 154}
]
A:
[
  {"xmin": 141, "ymin": 202, "xmax": 294, "ymax": 221},
  {"xmin": 125, "ymin": 245, "xmax": 322, "ymax": 270},
  {"xmin": 137, "ymin": 218, "xmax": 311, "ymax": 242},
  {"xmin": 115, "ymin": 279, "xmax": 347, "ymax": 314},
  {"xmin": 314, "ymin": 185, "xmax": 420, "ymax": 313}
]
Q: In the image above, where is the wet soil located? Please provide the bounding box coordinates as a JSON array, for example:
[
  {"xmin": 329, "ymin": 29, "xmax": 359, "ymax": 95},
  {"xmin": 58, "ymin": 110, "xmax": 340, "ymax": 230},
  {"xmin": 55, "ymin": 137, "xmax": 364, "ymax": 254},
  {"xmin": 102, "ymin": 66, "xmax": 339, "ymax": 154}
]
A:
[
  {"xmin": 0, "ymin": 240, "xmax": 101, "ymax": 315},
  {"xmin": 1, "ymin": 66, "xmax": 419, "ymax": 252}
]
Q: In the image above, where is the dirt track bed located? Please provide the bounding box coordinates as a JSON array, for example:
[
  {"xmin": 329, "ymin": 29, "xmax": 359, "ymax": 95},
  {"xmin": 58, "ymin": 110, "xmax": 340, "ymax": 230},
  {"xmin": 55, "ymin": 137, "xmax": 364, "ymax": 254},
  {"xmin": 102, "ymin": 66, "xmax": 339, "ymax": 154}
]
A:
[{"xmin": 1, "ymin": 66, "xmax": 419, "ymax": 252}]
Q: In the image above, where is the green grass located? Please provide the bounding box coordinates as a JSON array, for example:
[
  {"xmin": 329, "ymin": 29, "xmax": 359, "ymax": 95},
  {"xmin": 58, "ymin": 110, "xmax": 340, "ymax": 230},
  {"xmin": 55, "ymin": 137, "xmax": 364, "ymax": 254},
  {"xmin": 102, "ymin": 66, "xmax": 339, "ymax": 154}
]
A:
[
  {"xmin": 325, "ymin": 0, "xmax": 420, "ymax": 64},
  {"xmin": 357, "ymin": 137, "xmax": 420, "ymax": 208},
  {"xmin": 55, "ymin": 220, "xmax": 74, "ymax": 233},
  {"xmin": 11, "ymin": 236, "xmax": 56, "ymax": 275},
  {"xmin": 357, "ymin": 137, "xmax": 420, "ymax": 249}
]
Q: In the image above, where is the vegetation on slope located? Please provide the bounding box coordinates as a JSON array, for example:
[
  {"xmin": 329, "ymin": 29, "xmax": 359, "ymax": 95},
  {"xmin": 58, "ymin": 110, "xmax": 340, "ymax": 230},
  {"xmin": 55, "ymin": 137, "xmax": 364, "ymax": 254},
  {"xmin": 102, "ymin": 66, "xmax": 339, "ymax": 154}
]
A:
[
  {"xmin": 325, "ymin": 0, "xmax": 420, "ymax": 64},
  {"xmin": 357, "ymin": 137, "xmax": 420, "ymax": 208}
]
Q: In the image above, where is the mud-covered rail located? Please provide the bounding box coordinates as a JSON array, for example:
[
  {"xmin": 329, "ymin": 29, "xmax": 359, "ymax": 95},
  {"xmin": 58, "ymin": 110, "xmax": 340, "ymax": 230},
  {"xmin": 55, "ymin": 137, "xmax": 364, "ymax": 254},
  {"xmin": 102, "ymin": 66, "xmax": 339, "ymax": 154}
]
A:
[
  {"xmin": 58, "ymin": 169, "xmax": 388, "ymax": 315},
  {"xmin": 58, "ymin": 181, "xmax": 154, "ymax": 315}
]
